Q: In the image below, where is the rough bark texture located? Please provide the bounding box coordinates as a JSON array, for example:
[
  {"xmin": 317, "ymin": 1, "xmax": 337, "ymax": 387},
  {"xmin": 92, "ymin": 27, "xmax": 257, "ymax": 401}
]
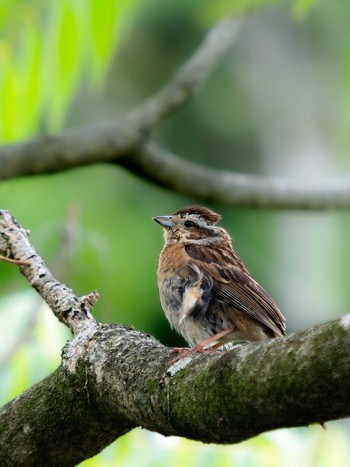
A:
[
  {"xmin": 0, "ymin": 210, "xmax": 98, "ymax": 335},
  {"xmin": 1, "ymin": 318, "xmax": 350, "ymax": 465},
  {"xmin": 0, "ymin": 365, "xmax": 126, "ymax": 467}
]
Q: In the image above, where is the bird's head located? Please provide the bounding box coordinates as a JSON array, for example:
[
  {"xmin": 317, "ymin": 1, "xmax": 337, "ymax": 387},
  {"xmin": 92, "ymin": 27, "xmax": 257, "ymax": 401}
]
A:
[{"xmin": 153, "ymin": 205, "xmax": 231, "ymax": 245}]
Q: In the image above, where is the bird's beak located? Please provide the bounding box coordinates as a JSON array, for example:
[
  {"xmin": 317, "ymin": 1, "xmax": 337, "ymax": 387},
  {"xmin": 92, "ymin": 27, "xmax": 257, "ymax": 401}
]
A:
[{"xmin": 153, "ymin": 215, "xmax": 174, "ymax": 228}]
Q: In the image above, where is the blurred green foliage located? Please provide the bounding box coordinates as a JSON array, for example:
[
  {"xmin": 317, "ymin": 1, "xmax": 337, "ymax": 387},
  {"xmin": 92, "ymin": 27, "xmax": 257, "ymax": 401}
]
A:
[
  {"xmin": 291, "ymin": 0, "xmax": 318, "ymax": 19},
  {"xmin": 1, "ymin": 0, "xmax": 350, "ymax": 465},
  {"xmin": 0, "ymin": 0, "xmax": 135, "ymax": 138},
  {"xmin": 81, "ymin": 425, "xmax": 350, "ymax": 466}
]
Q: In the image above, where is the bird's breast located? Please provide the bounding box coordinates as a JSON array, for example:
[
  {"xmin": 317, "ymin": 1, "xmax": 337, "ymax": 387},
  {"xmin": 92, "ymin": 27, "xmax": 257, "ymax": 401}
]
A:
[{"xmin": 157, "ymin": 245, "xmax": 200, "ymax": 331}]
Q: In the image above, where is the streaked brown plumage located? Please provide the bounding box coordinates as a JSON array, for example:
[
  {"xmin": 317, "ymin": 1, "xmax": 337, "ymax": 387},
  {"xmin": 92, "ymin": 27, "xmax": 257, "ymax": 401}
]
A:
[{"xmin": 153, "ymin": 206, "xmax": 286, "ymax": 351}]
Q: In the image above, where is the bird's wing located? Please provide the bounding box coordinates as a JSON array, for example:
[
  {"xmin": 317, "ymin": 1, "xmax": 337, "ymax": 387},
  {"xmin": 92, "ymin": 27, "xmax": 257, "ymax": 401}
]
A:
[{"xmin": 185, "ymin": 244, "xmax": 286, "ymax": 336}]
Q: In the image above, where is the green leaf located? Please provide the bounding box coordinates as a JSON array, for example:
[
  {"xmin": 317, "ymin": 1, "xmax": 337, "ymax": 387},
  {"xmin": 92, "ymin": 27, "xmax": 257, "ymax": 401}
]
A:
[
  {"xmin": 16, "ymin": 20, "xmax": 42, "ymax": 138},
  {"xmin": 87, "ymin": 0, "xmax": 138, "ymax": 89},
  {"xmin": 42, "ymin": 0, "xmax": 85, "ymax": 132},
  {"xmin": 0, "ymin": 0, "xmax": 136, "ymax": 139},
  {"xmin": 0, "ymin": 49, "xmax": 18, "ymax": 141},
  {"xmin": 88, "ymin": 0, "xmax": 120, "ymax": 88}
]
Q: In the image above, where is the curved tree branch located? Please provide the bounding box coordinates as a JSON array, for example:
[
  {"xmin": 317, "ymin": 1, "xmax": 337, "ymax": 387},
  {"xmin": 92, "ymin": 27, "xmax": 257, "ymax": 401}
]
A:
[
  {"xmin": 1, "ymin": 15, "xmax": 349, "ymax": 210},
  {"xmin": 1, "ymin": 314, "xmax": 349, "ymax": 465},
  {"xmin": 0, "ymin": 211, "xmax": 350, "ymax": 465},
  {"xmin": 122, "ymin": 142, "xmax": 350, "ymax": 210},
  {"xmin": 0, "ymin": 16, "xmax": 241, "ymax": 178}
]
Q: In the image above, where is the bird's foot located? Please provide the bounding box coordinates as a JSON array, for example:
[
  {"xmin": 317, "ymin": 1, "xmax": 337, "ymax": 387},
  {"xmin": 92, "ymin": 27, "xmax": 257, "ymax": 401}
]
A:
[
  {"xmin": 166, "ymin": 327, "xmax": 235, "ymax": 368},
  {"xmin": 168, "ymin": 345, "xmax": 218, "ymax": 367}
]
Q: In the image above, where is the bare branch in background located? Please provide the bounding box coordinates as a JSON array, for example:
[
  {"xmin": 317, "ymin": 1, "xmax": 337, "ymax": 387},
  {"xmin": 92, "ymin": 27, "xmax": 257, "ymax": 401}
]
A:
[
  {"xmin": 122, "ymin": 142, "xmax": 350, "ymax": 210},
  {"xmin": 0, "ymin": 297, "xmax": 41, "ymax": 371},
  {"xmin": 0, "ymin": 16, "xmax": 349, "ymax": 210},
  {"xmin": 0, "ymin": 17, "xmax": 241, "ymax": 178},
  {"xmin": 52, "ymin": 202, "xmax": 82, "ymax": 279}
]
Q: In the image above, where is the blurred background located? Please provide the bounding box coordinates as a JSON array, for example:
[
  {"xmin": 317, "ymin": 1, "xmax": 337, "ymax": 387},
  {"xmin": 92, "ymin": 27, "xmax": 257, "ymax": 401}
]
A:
[{"xmin": 1, "ymin": 0, "xmax": 350, "ymax": 465}]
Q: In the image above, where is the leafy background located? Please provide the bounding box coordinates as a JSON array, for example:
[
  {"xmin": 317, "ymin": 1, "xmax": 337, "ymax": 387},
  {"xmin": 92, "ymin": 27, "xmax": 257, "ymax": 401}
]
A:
[{"xmin": 1, "ymin": 0, "xmax": 350, "ymax": 465}]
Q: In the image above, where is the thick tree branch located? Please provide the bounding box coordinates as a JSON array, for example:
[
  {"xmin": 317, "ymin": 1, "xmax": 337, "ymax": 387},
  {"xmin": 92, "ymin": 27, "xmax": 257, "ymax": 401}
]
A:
[
  {"xmin": 0, "ymin": 211, "xmax": 350, "ymax": 465},
  {"xmin": 1, "ymin": 16, "xmax": 349, "ymax": 210},
  {"xmin": 1, "ymin": 319, "xmax": 350, "ymax": 465}
]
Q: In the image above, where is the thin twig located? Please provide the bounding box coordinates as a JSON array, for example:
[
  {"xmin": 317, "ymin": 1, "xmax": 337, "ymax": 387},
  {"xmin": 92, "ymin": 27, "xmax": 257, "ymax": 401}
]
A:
[{"xmin": 0, "ymin": 254, "xmax": 31, "ymax": 266}]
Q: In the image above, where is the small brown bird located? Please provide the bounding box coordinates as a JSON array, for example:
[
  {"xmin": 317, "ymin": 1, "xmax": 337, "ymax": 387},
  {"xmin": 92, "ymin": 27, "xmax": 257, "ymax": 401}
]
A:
[{"xmin": 153, "ymin": 206, "xmax": 286, "ymax": 354}]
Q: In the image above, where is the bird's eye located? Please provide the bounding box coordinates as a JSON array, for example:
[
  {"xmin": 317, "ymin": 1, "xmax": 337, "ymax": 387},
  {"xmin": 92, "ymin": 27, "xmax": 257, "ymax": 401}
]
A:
[{"xmin": 184, "ymin": 220, "xmax": 197, "ymax": 228}]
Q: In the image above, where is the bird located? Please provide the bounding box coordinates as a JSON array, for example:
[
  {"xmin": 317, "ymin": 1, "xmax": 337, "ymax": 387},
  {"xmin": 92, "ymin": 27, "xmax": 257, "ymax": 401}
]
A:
[{"xmin": 153, "ymin": 205, "xmax": 286, "ymax": 357}]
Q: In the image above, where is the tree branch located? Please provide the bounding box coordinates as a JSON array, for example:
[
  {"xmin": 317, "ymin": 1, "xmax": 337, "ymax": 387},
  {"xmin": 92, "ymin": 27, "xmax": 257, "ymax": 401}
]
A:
[
  {"xmin": 0, "ymin": 211, "xmax": 350, "ymax": 465},
  {"xmin": 0, "ymin": 210, "xmax": 98, "ymax": 335},
  {"xmin": 0, "ymin": 204, "xmax": 83, "ymax": 371},
  {"xmin": 0, "ymin": 16, "xmax": 241, "ymax": 178},
  {"xmin": 0, "ymin": 15, "xmax": 348, "ymax": 210},
  {"xmin": 121, "ymin": 142, "xmax": 350, "ymax": 210},
  {"xmin": 1, "ymin": 319, "xmax": 349, "ymax": 465}
]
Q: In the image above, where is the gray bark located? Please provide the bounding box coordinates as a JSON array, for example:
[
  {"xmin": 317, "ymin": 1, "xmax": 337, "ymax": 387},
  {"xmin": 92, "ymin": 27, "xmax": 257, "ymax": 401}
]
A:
[{"xmin": 1, "ymin": 318, "xmax": 349, "ymax": 466}]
